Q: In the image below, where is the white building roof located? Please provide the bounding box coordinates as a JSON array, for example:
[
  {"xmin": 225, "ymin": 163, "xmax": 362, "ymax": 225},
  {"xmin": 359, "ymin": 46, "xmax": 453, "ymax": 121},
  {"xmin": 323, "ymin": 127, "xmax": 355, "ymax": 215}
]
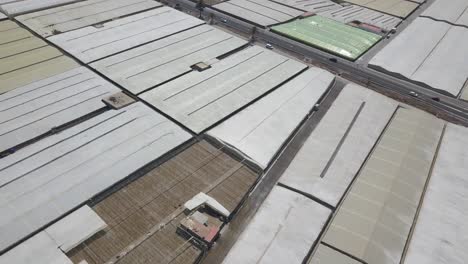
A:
[
  {"xmin": 311, "ymin": 244, "xmax": 361, "ymax": 264},
  {"xmin": 343, "ymin": 0, "xmax": 419, "ymax": 18},
  {"xmin": 0, "ymin": 102, "xmax": 191, "ymax": 251},
  {"xmin": 0, "ymin": 67, "xmax": 120, "ymax": 153},
  {"xmin": 273, "ymin": 0, "xmax": 341, "ymax": 13},
  {"xmin": 45, "ymin": 205, "xmax": 107, "ymax": 252},
  {"xmin": 404, "ymin": 123, "xmax": 468, "ymax": 264},
  {"xmin": 0, "ymin": 20, "xmax": 78, "ymax": 94},
  {"xmin": 0, "ymin": 0, "xmax": 78, "ymax": 16},
  {"xmin": 0, "ymin": 232, "xmax": 72, "ymax": 264},
  {"xmin": 319, "ymin": 107, "xmax": 445, "ymax": 264},
  {"xmin": 140, "ymin": 45, "xmax": 307, "ymax": 133},
  {"xmin": 16, "ymin": 0, "xmax": 161, "ymax": 37},
  {"xmin": 184, "ymin": 192, "xmax": 230, "ymax": 217},
  {"xmin": 369, "ymin": 17, "xmax": 468, "ymax": 97},
  {"xmin": 319, "ymin": 4, "xmax": 402, "ymax": 31},
  {"xmin": 91, "ymin": 24, "xmax": 247, "ymax": 94},
  {"xmin": 50, "ymin": 7, "xmax": 205, "ymax": 64},
  {"xmin": 0, "ymin": 205, "xmax": 107, "ymax": 263},
  {"xmin": 208, "ymin": 67, "xmax": 334, "ymax": 168},
  {"xmin": 421, "ymin": 0, "xmax": 468, "ymax": 25},
  {"xmin": 461, "ymin": 84, "xmax": 468, "ymax": 101},
  {"xmin": 279, "ymin": 83, "xmax": 398, "ymax": 206},
  {"xmin": 212, "ymin": 0, "xmax": 303, "ymax": 26},
  {"xmin": 222, "ymin": 186, "xmax": 331, "ymax": 264}
]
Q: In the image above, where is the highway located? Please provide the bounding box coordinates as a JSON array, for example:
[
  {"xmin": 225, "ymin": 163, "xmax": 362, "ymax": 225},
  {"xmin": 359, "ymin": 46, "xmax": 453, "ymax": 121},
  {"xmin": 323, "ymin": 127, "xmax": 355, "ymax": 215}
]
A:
[
  {"xmin": 157, "ymin": 3, "xmax": 468, "ymax": 262},
  {"xmin": 167, "ymin": 0, "xmax": 468, "ymax": 126}
]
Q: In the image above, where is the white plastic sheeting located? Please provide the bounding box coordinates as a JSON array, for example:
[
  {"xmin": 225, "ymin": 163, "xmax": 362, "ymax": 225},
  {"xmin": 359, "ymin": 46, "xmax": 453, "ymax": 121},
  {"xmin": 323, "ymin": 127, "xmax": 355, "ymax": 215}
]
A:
[
  {"xmin": 319, "ymin": 4, "xmax": 402, "ymax": 31},
  {"xmin": 279, "ymin": 83, "xmax": 398, "ymax": 207},
  {"xmin": 369, "ymin": 17, "xmax": 468, "ymax": 97},
  {"xmin": 321, "ymin": 108, "xmax": 445, "ymax": 264},
  {"xmin": 222, "ymin": 186, "xmax": 331, "ymax": 264},
  {"xmin": 0, "ymin": 0, "xmax": 78, "ymax": 16},
  {"xmin": 17, "ymin": 0, "xmax": 161, "ymax": 37},
  {"xmin": 209, "ymin": 68, "xmax": 334, "ymax": 168},
  {"xmin": 343, "ymin": 0, "xmax": 419, "ymax": 18},
  {"xmin": 45, "ymin": 206, "xmax": 107, "ymax": 252},
  {"xmin": 0, "ymin": 67, "xmax": 120, "ymax": 153},
  {"xmin": 0, "ymin": 103, "xmax": 191, "ymax": 251},
  {"xmin": 212, "ymin": 0, "xmax": 303, "ymax": 26},
  {"xmin": 311, "ymin": 244, "xmax": 362, "ymax": 264},
  {"xmin": 0, "ymin": 20, "xmax": 79, "ymax": 94},
  {"xmin": 0, "ymin": 232, "xmax": 72, "ymax": 264},
  {"xmin": 184, "ymin": 192, "xmax": 230, "ymax": 217},
  {"xmin": 421, "ymin": 0, "xmax": 468, "ymax": 26},
  {"xmin": 404, "ymin": 124, "xmax": 468, "ymax": 264},
  {"xmin": 462, "ymin": 84, "xmax": 468, "ymax": 101},
  {"xmin": 273, "ymin": 0, "xmax": 341, "ymax": 12},
  {"xmin": 50, "ymin": 7, "xmax": 205, "ymax": 63},
  {"xmin": 140, "ymin": 46, "xmax": 307, "ymax": 133},
  {"xmin": 91, "ymin": 24, "xmax": 246, "ymax": 94}
]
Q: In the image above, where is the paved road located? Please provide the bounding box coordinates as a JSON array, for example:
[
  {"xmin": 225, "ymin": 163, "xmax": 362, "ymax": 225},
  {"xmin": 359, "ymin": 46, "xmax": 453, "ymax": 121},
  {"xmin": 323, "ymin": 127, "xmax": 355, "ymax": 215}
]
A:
[
  {"xmin": 169, "ymin": 0, "xmax": 468, "ymax": 126},
  {"xmin": 164, "ymin": 1, "xmax": 468, "ymax": 263}
]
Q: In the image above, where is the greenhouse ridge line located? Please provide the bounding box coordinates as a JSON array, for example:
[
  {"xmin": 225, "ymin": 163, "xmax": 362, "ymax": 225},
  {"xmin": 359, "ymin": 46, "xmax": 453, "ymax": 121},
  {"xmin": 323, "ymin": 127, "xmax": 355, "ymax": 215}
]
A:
[{"xmin": 166, "ymin": 0, "xmax": 468, "ymax": 127}]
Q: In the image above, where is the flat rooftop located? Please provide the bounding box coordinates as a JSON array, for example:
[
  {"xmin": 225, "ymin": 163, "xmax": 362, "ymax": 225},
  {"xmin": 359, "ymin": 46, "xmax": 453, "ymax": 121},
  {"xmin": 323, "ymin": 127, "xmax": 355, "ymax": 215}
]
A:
[{"xmin": 1, "ymin": 0, "xmax": 468, "ymax": 264}]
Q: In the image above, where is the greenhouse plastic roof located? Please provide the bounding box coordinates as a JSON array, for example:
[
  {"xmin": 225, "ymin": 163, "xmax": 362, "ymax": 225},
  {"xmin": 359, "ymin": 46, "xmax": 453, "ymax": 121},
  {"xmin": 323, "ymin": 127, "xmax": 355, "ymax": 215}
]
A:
[
  {"xmin": 0, "ymin": 67, "xmax": 120, "ymax": 153},
  {"xmin": 369, "ymin": 17, "xmax": 468, "ymax": 96},
  {"xmin": 278, "ymin": 83, "xmax": 398, "ymax": 206},
  {"xmin": 222, "ymin": 186, "xmax": 331, "ymax": 264},
  {"xmin": 209, "ymin": 67, "xmax": 334, "ymax": 168},
  {"xmin": 50, "ymin": 7, "xmax": 204, "ymax": 64},
  {"xmin": 140, "ymin": 46, "xmax": 307, "ymax": 133},
  {"xmin": 273, "ymin": 0, "xmax": 341, "ymax": 12},
  {"xmin": 0, "ymin": 0, "xmax": 78, "ymax": 16},
  {"xmin": 0, "ymin": 20, "xmax": 78, "ymax": 94},
  {"xmin": 343, "ymin": 0, "xmax": 420, "ymax": 18},
  {"xmin": 319, "ymin": 107, "xmax": 445, "ymax": 264},
  {"xmin": 2, "ymin": 1, "xmax": 468, "ymax": 264},
  {"xmin": 16, "ymin": 0, "xmax": 161, "ymax": 37},
  {"xmin": 212, "ymin": 0, "xmax": 303, "ymax": 26},
  {"xmin": 420, "ymin": 0, "xmax": 468, "ymax": 26},
  {"xmin": 404, "ymin": 124, "xmax": 468, "ymax": 264},
  {"xmin": 0, "ymin": 102, "xmax": 191, "ymax": 251},
  {"xmin": 318, "ymin": 4, "xmax": 402, "ymax": 31},
  {"xmin": 271, "ymin": 15, "xmax": 382, "ymax": 60}
]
